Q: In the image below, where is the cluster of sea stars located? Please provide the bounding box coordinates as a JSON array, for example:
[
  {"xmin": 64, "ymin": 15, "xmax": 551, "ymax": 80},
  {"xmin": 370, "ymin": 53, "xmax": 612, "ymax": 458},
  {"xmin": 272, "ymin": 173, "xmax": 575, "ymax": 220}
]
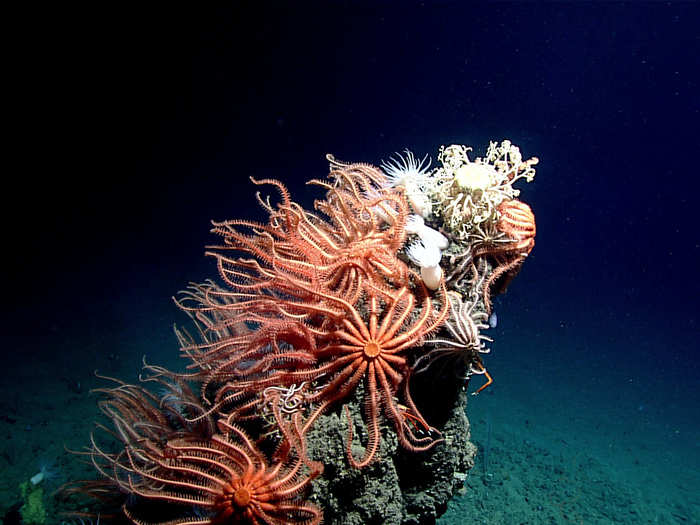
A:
[
  {"xmin": 177, "ymin": 158, "xmax": 451, "ymax": 470},
  {"xmin": 66, "ymin": 142, "xmax": 537, "ymax": 524}
]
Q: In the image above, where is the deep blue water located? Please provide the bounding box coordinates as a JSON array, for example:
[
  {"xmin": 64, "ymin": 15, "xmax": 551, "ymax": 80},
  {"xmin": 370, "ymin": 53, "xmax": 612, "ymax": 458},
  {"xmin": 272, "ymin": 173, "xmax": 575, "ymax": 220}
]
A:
[{"xmin": 3, "ymin": 3, "xmax": 698, "ymax": 523}]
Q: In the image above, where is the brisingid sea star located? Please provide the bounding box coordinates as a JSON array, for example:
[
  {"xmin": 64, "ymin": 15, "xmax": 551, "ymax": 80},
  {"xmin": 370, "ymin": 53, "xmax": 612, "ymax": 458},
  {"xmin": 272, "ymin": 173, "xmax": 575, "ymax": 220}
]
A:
[
  {"xmin": 472, "ymin": 198, "xmax": 536, "ymax": 313},
  {"xmin": 122, "ymin": 417, "xmax": 322, "ymax": 525},
  {"xmin": 207, "ymin": 162, "xmax": 411, "ymax": 307},
  {"xmin": 263, "ymin": 276, "xmax": 450, "ymax": 467},
  {"xmin": 81, "ymin": 375, "xmax": 322, "ymax": 525}
]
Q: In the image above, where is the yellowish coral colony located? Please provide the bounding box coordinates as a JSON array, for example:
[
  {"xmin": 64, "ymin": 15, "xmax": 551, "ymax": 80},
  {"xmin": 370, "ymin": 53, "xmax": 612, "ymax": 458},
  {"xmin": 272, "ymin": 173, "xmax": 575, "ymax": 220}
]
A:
[
  {"xmin": 390, "ymin": 140, "xmax": 536, "ymax": 239},
  {"xmin": 65, "ymin": 139, "xmax": 538, "ymax": 524}
]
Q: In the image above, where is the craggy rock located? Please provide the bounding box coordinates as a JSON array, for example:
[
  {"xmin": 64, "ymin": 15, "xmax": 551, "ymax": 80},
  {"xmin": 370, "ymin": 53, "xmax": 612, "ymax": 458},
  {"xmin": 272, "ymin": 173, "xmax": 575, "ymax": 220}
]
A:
[{"xmin": 306, "ymin": 380, "xmax": 476, "ymax": 525}]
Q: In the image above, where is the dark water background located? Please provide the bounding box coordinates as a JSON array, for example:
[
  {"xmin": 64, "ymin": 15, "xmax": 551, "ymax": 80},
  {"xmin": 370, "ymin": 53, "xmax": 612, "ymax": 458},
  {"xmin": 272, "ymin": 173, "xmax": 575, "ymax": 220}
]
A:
[{"xmin": 3, "ymin": 3, "xmax": 698, "ymax": 523}]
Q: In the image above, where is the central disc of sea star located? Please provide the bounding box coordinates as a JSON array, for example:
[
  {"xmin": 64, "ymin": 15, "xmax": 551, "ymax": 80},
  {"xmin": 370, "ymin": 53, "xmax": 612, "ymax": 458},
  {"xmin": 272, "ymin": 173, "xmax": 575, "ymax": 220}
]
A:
[
  {"xmin": 363, "ymin": 341, "xmax": 381, "ymax": 358},
  {"xmin": 233, "ymin": 487, "xmax": 252, "ymax": 507}
]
